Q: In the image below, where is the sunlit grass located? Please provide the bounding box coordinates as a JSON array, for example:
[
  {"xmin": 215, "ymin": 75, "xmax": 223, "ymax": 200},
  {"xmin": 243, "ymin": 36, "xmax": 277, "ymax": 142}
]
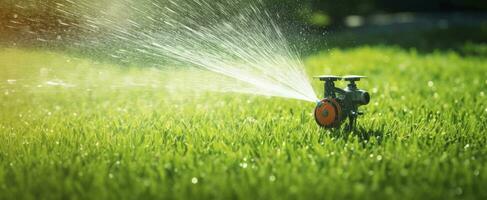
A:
[{"xmin": 0, "ymin": 47, "xmax": 486, "ymax": 200}]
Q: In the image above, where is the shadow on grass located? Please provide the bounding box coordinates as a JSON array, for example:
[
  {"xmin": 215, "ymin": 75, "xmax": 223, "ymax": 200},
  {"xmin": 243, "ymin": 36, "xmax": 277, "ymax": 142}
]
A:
[
  {"xmin": 321, "ymin": 124, "xmax": 386, "ymax": 145},
  {"xmin": 354, "ymin": 125, "xmax": 386, "ymax": 144}
]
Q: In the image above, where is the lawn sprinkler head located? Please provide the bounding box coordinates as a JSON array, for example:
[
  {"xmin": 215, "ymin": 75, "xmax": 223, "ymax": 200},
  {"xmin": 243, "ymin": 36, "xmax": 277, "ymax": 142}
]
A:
[{"xmin": 313, "ymin": 75, "xmax": 370, "ymax": 130}]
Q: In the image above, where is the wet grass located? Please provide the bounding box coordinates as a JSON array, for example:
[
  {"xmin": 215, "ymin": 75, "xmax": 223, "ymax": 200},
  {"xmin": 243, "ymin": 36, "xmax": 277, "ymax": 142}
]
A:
[{"xmin": 0, "ymin": 46, "xmax": 487, "ymax": 200}]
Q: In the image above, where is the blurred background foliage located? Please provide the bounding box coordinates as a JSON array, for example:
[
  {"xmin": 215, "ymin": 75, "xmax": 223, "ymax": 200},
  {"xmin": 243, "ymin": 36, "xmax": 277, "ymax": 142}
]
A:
[
  {"xmin": 268, "ymin": 0, "xmax": 487, "ymax": 27},
  {"xmin": 1, "ymin": 0, "xmax": 485, "ymax": 28},
  {"xmin": 0, "ymin": 0, "xmax": 486, "ymax": 55}
]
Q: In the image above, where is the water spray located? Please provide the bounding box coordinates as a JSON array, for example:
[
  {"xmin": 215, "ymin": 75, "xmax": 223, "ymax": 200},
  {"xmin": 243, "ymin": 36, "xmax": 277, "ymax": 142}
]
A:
[{"xmin": 314, "ymin": 75, "xmax": 370, "ymax": 130}]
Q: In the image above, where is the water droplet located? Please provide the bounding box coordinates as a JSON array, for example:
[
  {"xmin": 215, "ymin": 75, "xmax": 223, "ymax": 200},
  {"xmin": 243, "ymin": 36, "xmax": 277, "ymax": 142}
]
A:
[
  {"xmin": 428, "ymin": 81, "xmax": 434, "ymax": 87},
  {"xmin": 244, "ymin": 117, "xmax": 256, "ymax": 123},
  {"xmin": 269, "ymin": 175, "xmax": 276, "ymax": 182},
  {"xmin": 455, "ymin": 187, "xmax": 463, "ymax": 195},
  {"xmin": 433, "ymin": 93, "xmax": 439, "ymax": 98},
  {"xmin": 191, "ymin": 177, "xmax": 198, "ymax": 184},
  {"xmin": 376, "ymin": 155, "xmax": 383, "ymax": 161},
  {"xmin": 240, "ymin": 162, "xmax": 248, "ymax": 168}
]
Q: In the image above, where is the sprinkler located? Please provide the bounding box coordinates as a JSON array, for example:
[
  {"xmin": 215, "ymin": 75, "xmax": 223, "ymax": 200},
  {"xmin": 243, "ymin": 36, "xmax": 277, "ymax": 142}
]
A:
[{"xmin": 314, "ymin": 75, "xmax": 370, "ymax": 130}]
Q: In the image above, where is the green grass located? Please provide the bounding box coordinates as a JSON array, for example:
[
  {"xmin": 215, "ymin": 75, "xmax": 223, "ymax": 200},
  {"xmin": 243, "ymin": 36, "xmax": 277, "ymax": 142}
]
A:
[{"xmin": 1, "ymin": 46, "xmax": 487, "ymax": 200}]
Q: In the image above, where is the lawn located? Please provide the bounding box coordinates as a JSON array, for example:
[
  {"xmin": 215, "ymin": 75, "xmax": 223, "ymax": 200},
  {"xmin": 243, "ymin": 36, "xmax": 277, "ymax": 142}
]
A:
[{"xmin": 0, "ymin": 46, "xmax": 486, "ymax": 200}]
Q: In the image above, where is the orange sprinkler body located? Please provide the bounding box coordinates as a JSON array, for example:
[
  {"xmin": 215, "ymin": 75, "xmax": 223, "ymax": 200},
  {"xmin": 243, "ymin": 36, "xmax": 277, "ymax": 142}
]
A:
[{"xmin": 314, "ymin": 98, "xmax": 342, "ymax": 128}]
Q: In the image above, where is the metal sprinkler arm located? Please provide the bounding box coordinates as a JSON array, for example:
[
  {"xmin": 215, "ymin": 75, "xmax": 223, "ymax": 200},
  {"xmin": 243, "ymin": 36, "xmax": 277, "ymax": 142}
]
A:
[
  {"xmin": 314, "ymin": 75, "xmax": 342, "ymax": 98},
  {"xmin": 343, "ymin": 75, "xmax": 366, "ymax": 90},
  {"xmin": 333, "ymin": 87, "xmax": 347, "ymax": 96}
]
